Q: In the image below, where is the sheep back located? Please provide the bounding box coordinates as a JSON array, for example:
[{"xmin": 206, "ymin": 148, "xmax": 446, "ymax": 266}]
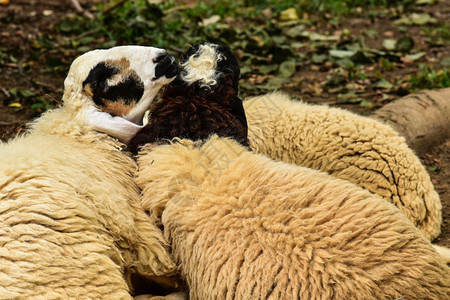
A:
[
  {"xmin": 0, "ymin": 122, "xmax": 175, "ymax": 298},
  {"xmin": 243, "ymin": 92, "xmax": 441, "ymax": 241},
  {"xmin": 136, "ymin": 136, "xmax": 450, "ymax": 300}
]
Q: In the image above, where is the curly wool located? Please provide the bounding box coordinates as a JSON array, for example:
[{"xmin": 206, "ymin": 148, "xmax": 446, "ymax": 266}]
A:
[
  {"xmin": 0, "ymin": 91, "xmax": 176, "ymax": 299},
  {"xmin": 136, "ymin": 135, "xmax": 450, "ymax": 300},
  {"xmin": 244, "ymin": 92, "xmax": 442, "ymax": 241}
]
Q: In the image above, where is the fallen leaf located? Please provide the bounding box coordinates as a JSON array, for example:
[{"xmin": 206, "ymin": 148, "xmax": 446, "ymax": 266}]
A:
[
  {"xmin": 440, "ymin": 57, "xmax": 450, "ymax": 67},
  {"xmin": 372, "ymin": 79, "xmax": 393, "ymax": 89},
  {"xmin": 311, "ymin": 53, "xmax": 328, "ymax": 64},
  {"xmin": 402, "ymin": 51, "xmax": 426, "ymax": 63},
  {"xmin": 277, "ymin": 60, "xmax": 297, "ymax": 78},
  {"xmin": 308, "ymin": 32, "xmax": 340, "ymax": 41},
  {"xmin": 395, "ymin": 36, "xmax": 414, "ymax": 52},
  {"xmin": 415, "ymin": 0, "xmax": 434, "ymax": 4},
  {"xmin": 382, "ymin": 39, "xmax": 397, "ymax": 51},
  {"xmin": 280, "ymin": 8, "xmax": 299, "ymax": 21},
  {"xmin": 359, "ymin": 99, "xmax": 373, "ymax": 108},
  {"xmin": 329, "ymin": 49, "xmax": 356, "ymax": 58},
  {"xmin": 8, "ymin": 103, "xmax": 21, "ymax": 108},
  {"xmin": 259, "ymin": 64, "xmax": 278, "ymax": 75},
  {"xmin": 337, "ymin": 92, "xmax": 362, "ymax": 103},
  {"xmin": 199, "ymin": 15, "xmax": 221, "ymax": 27},
  {"xmin": 410, "ymin": 13, "xmax": 438, "ymax": 25}
]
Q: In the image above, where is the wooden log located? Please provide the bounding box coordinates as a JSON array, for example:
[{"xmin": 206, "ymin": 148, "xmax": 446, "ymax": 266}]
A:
[{"xmin": 370, "ymin": 87, "xmax": 450, "ymax": 154}]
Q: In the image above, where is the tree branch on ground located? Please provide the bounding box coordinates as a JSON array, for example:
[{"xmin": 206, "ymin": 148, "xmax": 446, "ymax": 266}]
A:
[{"xmin": 370, "ymin": 88, "xmax": 450, "ymax": 154}]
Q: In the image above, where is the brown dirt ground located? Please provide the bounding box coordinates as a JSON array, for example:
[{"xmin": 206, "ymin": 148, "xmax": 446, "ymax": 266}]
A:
[{"xmin": 0, "ymin": 0, "xmax": 449, "ymax": 250}]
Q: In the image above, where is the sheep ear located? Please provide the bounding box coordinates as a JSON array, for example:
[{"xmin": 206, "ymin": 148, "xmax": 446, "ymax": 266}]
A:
[
  {"xmin": 84, "ymin": 106, "xmax": 144, "ymax": 144},
  {"xmin": 231, "ymin": 96, "xmax": 248, "ymax": 129}
]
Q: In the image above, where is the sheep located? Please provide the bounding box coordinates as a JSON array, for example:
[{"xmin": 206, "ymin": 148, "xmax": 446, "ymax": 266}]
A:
[
  {"xmin": 130, "ymin": 42, "xmax": 441, "ymax": 244},
  {"xmin": 0, "ymin": 46, "xmax": 181, "ymax": 299},
  {"xmin": 135, "ymin": 135, "xmax": 450, "ymax": 300},
  {"xmin": 131, "ymin": 42, "xmax": 450, "ymax": 298},
  {"xmin": 243, "ymin": 92, "xmax": 442, "ymax": 242},
  {"xmin": 128, "ymin": 42, "xmax": 249, "ymax": 154}
]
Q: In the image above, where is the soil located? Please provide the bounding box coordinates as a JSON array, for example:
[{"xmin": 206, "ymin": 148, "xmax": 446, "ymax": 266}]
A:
[{"xmin": 0, "ymin": 0, "xmax": 449, "ymax": 249}]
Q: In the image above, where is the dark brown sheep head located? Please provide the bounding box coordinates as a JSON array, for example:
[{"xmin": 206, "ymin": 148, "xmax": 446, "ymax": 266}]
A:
[{"xmin": 128, "ymin": 42, "xmax": 249, "ymax": 154}]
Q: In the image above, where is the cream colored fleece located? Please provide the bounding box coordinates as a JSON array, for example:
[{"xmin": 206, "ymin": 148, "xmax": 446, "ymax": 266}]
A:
[
  {"xmin": 0, "ymin": 91, "xmax": 175, "ymax": 299},
  {"xmin": 136, "ymin": 135, "xmax": 450, "ymax": 300},
  {"xmin": 244, "ymin": 92, "xmax": 442, "ymax": 241}
]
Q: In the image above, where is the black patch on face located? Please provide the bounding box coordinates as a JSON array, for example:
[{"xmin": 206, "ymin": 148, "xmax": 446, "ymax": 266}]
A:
[
  {"xmin": 82, "ymin": 62, "xmax": 144, "ymax": 107},
  {"xmin": 215, "ymin": 44, "xmax": 241, "ymax": 92},
  {"xmin": 154, "ymin": 52, "xmax": 179, "ymax": 80}
]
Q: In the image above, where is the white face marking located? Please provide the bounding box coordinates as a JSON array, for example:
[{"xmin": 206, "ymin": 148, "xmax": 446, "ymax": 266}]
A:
[
  {"xmin": 181, "ymin": 43, "xmax": 223, "ymax": 87},
  {"xmin": 65, "ymin": 45, "xmax": 170, "ymax": 94}
]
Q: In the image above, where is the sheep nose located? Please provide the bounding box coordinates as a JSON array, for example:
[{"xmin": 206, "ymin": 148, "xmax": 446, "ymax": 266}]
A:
[
  {"xmin": 153, "ymin": 52, "xmax": 180, "ymax": 80},
  {"xmin": 153, "ymin": 52, "xmax": 170, "ymax": 63}
]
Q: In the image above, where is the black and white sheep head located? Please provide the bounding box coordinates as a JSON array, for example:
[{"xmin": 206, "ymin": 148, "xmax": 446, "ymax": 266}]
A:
[
  {"xmin": 63, "ymin": 45, "xmax": 178, "ymax": 143},
  {"xmin": 177, "ymin": 42, "xmax": 240, "ymax": 93}
]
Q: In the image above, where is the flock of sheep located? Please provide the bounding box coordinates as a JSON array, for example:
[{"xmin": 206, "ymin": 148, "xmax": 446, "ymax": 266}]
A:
[{"xmin": 0, "ymin": 42, "xmax": 449, "ymax": 299}]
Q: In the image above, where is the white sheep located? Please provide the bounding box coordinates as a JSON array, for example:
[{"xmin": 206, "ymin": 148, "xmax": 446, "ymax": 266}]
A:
[
  {"xmin": 136, "ymin": 135, "xmax": 450, "ymax": 300},
  {"xmin": 0, "ymin": 46, "xmax": 180, "ymax": 299},
  {"xmin": 244, "ymin": 92, "xmax": 442, "ymax": 241}
]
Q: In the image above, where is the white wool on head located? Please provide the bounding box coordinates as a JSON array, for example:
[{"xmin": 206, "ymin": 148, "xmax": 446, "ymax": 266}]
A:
[
  {"xmin": 64, "ymin": 46, "xmax": 168, "ymax": 94},
  {"xmin": 181, "ymin": 43, "xmax": 224, "ymax": 87},
  {"xmin": 61, "ymin": 45, "xmax": 176, "ymax": 140}
]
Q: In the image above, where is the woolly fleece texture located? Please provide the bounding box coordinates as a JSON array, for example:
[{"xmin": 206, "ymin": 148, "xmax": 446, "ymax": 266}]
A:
[
  {"xmin": 0, "ymin": 47, "xmax": 177, "ymax": 299},
  {"xmin": 244, "ymin": 92, "xmax": 442, "ymax": 241},
  {"xmin": 136, "ymin": 136, "xmax": 450, "ymax": 300}
]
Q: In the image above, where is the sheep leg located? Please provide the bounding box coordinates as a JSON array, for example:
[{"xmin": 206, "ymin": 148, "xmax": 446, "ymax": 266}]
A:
[
  {"xmin": 129, "ymin": 202, "xmax": 177, "ymax": 276},
  {"xmin": 433, "ymin": 245, "xmax": 450, "ymax": 263}
]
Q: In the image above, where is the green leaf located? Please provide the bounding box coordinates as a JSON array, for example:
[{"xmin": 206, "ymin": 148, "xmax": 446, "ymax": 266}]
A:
[
  {"xmin": 20, "ymin": 89, "xmax": 35, "ymax": 98},
  {"xmin": 395, "ymin": 17, "xmax": 412, "ymax": 26},
  {"xmin": 257, "ymin": 77, "xmax": 287, "ymax": 91},
  {"xmin": 428, "ymin": 166, "xmax": 440, "ymax": 173},
  {"xmin": 440, "ymin": 57, "xmax": 450, "ymax": 67},
  {"xmin": 325, "ymin": 75, "xmax": 346, "ymax": 86},
  {"xmin": 329, "ymin": 50, "xmax": 356, "ymax": 59},
  {"xmin": 77, "ymin": 46, "xmax": 91, "ymax": 53},
  {"xmin": 240, "ymin": 66, "xmax": 252, "ymax": 75},
  {"xmin": 337, "ymin": 93, "xmax": 362, "ymax": 103},
  {"xmin": 78, "ymin": 36, "xmax": 95, "ymax": 45},
  {"xmin": 359, "ymin": 100, "xmax": 373, "ymax": 108},
  {"xmin": 410, "ymin": 13, "xmax": 438, "ymax": 25},
  {"xmin": 284, "ymin": 25, "xmax": 305, "ymax": 38},
  {"xmin": 364, "ymin": 29, "xmax": 378, "ymax": 38},
  {"xmin": 372, "ymin": 79, "xmax": 393, "ymax": 89},
  {"xmin": 308, "ymin": 32, "xmax": 339, "ymax": 41},
  {"xmin": 395, "ymin": 36, "xmax": 414, "ymax": 53},
  {"xmin": 277, "ymin": 60, "xmax": 296, "ymax": 78},
  {"xmin": 311, "ymin": 53, "xmax": 328, "ymax": 64},
  {"xmin": 382, "ymin": 39, "xmax": 397, "ymax": 51},
  {"xmin": 279, "ymin": 8, "xmax": 299, "ymax": 21},
  {"xmin": 259, "ymin": 64, "xmax": 279, "ymax": 75},
  {"xmin": 404, "ymin": 52, "xmax": 426, "ymax": 61}
]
